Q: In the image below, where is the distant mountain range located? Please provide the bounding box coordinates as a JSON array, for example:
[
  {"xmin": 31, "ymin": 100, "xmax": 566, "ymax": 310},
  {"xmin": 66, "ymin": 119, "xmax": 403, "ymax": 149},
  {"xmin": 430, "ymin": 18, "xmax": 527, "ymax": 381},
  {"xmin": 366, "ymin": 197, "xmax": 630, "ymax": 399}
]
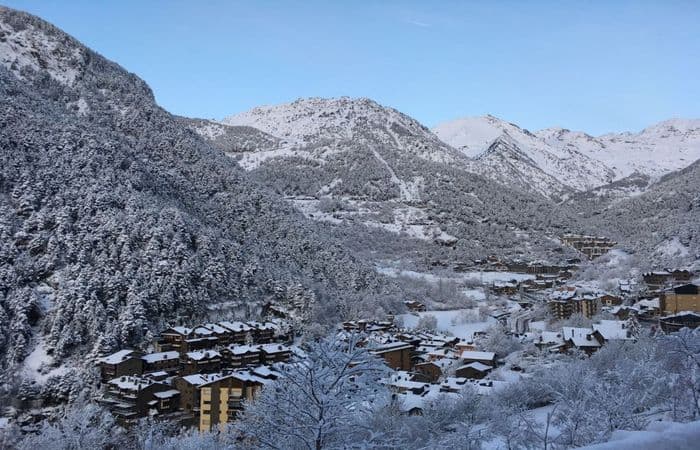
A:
[{"xmin": 434, "ymin": 115, "xmax": 700, "ymax": 200}]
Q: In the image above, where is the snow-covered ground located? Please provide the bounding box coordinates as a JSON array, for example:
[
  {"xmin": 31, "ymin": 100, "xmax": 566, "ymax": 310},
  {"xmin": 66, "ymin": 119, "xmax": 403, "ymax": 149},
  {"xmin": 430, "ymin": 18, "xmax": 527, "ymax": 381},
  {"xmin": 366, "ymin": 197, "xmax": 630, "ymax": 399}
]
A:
[
  {"xmin": 398, "ymin": 309, "xmax": 496, "ymax": 340},
  {"xmin": 21, "ymin": 340, "xmax": 69, "ymax": 383},
  {"xmin": 377, "ymin": 266, "xmax": 534, "ymax": 285},
  {"xmin": 581, "ymin": 420, "xmax": 700, "ymax": 450}
]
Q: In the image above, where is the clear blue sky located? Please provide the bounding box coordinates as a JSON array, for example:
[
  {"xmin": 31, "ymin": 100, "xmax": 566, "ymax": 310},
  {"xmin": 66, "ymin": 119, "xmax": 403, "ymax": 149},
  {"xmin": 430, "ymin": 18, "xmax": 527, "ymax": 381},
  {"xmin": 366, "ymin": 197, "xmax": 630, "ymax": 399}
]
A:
[{"xmin": 4, "ymin": 0, "xmax": 699, "ymax": 134}]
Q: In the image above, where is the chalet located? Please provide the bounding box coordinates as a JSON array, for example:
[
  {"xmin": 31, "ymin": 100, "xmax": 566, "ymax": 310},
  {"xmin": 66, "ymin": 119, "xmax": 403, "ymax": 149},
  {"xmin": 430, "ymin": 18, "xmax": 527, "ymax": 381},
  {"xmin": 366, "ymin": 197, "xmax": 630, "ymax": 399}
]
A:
[
  {"xmin": 455, "ymin": 341, "xmax": 477, "ymax": 357},
  {"xmin": 97, "ymin": 349, "xmax": 143, "ymax": 382},
  {"xmin": 455, "ymin": 361, "xmax": 492, "ymax": 380},
  {"xmin": 218, "ymin": 321, "xmax": 253, "ymax": 344},
  {"xmin": 660, "ymin": 283, "xmax": 700, "ymax": 314},
  {"xmin": 599, "ymin": 294, "xmax": 623, "ymax": 307},
  {"xmin": 158, "ymin": 326, "xmax": 192, "ymax": 353},
  {"xmin": 591, "ymin": 320, "xmax": 632, "ymax": 342},
  {"xmin": 97, "ymin": 376, "xmax": 178, "ymax": 424},
  {"xmin": 659, "ymin": 312, "xmax": 700, "ymax": 333},
  {"xmin": 258, "ymin": 343, "xmax": 292, "ymax": 364},
  {"xmin": 562, "ymin": 327, "xmax": 602, "ymax": 355},
  {"xmin": 370, "ymin": 341, "xmax": 414, "ymax": 371},
  {"xmin": 460, "ymin": 351, "xmax": 497, "ymax": 367},
  {"xmin": 248, "ymin": 321, "xmax": 277, "ymax": 343},
  {"xmin": 221, "ymin": 344, "xmax": 262, "ymax": 368},
  {"xmin": 414, "ymin": 359, "xmax": 455, "ymax": 383},
  {"xmin": 404, "ymin": 300, "xmax": 427, "ymax": 312},
  {"xmin": 142, "ymin": 351, "xmax": 180, "ymax": 374},
  {"xmin": 181, "ymin": 350, "xmax": 222, "ymax": 375},
  {"xmin": 182, "ymin": 336, "xmax": 219, "ymax": 353},
  {"xmin": 533, "ymin": 331, "xmax": 565, "ymax": 352},
  {"xmin": 202, "ymin": 323, "xmax": 235, "ymax": 345}
]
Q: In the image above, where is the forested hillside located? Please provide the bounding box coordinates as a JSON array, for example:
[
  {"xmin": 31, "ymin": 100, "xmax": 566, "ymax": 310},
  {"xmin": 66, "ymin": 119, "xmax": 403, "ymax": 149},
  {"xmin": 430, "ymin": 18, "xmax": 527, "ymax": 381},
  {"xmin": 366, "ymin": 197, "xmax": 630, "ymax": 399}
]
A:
[{"xmin": 0, "ymin": 7, "xmax": 401, "ymax": 375}]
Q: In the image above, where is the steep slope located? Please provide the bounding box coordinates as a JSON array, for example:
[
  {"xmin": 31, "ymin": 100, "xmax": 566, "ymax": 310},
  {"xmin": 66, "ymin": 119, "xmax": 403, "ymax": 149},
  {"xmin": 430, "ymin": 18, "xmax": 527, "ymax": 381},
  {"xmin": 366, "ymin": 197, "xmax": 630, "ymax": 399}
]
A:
[
  {"xmin": 0, "ymin": 7, "xmax": 401, "ymax": 376},
  {"xmin": 212, "ymin": 98, "xmax": 577, "ymax": 264},
  {"xmin": 433, "ymin": 115, "xmax": 700, "ymax": 198},
  {"xmin": 588, "ymin": 160, "xmax": 700, "ymax": 264}
]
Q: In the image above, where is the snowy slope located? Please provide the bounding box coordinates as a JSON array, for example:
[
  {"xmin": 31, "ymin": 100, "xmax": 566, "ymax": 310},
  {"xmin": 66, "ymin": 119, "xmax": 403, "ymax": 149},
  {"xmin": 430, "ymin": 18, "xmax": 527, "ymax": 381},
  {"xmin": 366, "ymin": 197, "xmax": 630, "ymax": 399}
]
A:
[
  {"xmin": 434, "ymin": 115, "xmax": 700, "ymax": 197},
  {"xmin": 539, "ymin": 118, "xmax": 700, "ymax": 181},
  {"xmin": 211, "ymin": 98, "xmax": 575, "ymax": 261},
  {"xmin": 223, "ymin": 97, "xmax": 460, "ymax": 167}
]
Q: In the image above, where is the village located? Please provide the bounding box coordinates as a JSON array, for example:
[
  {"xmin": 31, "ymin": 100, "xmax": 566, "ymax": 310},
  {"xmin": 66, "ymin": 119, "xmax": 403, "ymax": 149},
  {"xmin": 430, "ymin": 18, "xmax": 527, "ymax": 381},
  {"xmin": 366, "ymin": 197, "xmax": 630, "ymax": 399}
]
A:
[{"xmin": 92, "ymin": 234, "xmax": 700, "ymax": 434}]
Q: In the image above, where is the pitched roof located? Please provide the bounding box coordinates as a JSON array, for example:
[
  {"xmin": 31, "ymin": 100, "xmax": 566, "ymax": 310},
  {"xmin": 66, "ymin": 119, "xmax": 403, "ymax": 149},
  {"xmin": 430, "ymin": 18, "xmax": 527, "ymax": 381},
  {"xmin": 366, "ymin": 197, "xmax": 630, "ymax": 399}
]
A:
[
  {"xmin": 457, "ymin": 362, "xmax": 492, "ymax": 373},
  {"xmin": 142, "ymin": 351, "xmax": 180, "ymax": 363},
  {"xmin": 98, "ymin": 349, "xmax": 137, "ymax": 364},
  {"xmin": 461, "ymin": 351, "xmax": 496, "ymax": 361}
]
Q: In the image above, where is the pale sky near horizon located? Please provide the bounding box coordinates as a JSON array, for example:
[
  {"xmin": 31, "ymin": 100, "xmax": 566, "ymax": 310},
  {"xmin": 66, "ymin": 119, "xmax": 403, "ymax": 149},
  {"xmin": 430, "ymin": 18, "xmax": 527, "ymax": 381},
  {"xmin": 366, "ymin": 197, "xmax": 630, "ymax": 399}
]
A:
[{"xmin": 3, "ymin": 0, "xmax": 699, "ymax": 135}]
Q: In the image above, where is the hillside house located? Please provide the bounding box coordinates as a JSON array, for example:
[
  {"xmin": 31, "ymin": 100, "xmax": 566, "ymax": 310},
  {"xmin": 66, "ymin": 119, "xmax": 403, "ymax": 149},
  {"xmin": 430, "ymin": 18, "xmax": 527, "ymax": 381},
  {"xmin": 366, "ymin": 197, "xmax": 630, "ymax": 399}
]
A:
[
  {"xmin": 157, "ymin": 326, "xmax": 192, "ymax": 353},
  {"xmin": 371, "ymin": 341, "xmax": 414, "ymax": 371},
  {"xmin": 414, "ymin": 359, "xmax": 456, "ymax": 383},
  {"xmin": 142, "ymin": 351, "xmax": 180, "ymax": 374},
  {"xmin": 591, "ymin": 320, "xmax": 633, "ymax": 342},
  {"xmin": 259, "ymin": 343, "xmax": 292, "ymax": 364},
  {"xmin": 221, "ymin": 345, "xmax": 262, "ymax": 368},
  {"xmin": 218, "ymin": 321, "xmax": 254, "ymax": 344},
  {"xmin": 97, "ymin": 350, "xmax": 144, "ymax": 382},
  {"xmin": 562, "ymin": 327, "xmax": 602, "ymax": 355},
  {"xmin": 97, "ymin": 376, "xmax": 179, "ymax": 424},
  {"xmin": 460, "ymin": 351, "xmax": 497, "ymax": 367},
  {"xmin": 455, "ymin": 362, "xmax": 492, "ymax": 379},
  {"xmin": 181, "ymin": 350, "xmax": 222, "ymax": 375}
]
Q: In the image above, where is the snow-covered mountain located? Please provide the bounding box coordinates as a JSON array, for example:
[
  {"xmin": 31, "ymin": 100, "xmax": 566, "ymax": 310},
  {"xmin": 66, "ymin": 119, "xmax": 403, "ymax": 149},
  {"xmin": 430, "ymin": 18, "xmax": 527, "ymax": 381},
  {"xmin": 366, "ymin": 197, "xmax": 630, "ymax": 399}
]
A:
[
  {"xmin": 203, "ymin": 98, "xmax": 577, "ymax": 263},
  {"xmin": 0, "ymin": 7, "xmax": 403, "ymax": 376},
  {"xmin": 433, "ymin": 115, "xmax": 700, "ymax": 198}
]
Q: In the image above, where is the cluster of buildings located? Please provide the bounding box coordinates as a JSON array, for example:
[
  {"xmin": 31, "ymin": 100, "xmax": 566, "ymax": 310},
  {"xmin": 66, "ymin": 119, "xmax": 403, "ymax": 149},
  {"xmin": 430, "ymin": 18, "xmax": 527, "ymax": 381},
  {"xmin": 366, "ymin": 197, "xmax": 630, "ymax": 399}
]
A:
[
  {"xmin": 560, "ymin": 234, "xmax": 617, "ymax": 259},
  {"xmin": 96, "ymin": 320, "xmax": 296, "ymax": 432},
  {"xmin": 525, "ymin": 320, "xmax": 636, "ymax": 355}
]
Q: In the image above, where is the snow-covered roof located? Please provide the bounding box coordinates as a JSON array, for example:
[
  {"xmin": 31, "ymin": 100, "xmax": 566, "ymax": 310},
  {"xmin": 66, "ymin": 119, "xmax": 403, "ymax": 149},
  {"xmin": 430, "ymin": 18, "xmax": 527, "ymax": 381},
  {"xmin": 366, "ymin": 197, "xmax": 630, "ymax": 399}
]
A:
[
  {"xmin": 227, "ymin": 344, "xmax": 260, "ymax": 355},
  {"xmin": 419, "ymin": 358, "xmax": 456, "ymax": 369},
  {"xmin": 389, "ymin": 379, "xmax": 430, "ymax": 391},
  {"xmin": 202, "ymin": 323, "xmax": 228, "ymax": 334},
  {"xmin": 461, "ymin": 351, "xmax": 496, "ymax": 361},
  {"xmin": 592, "ymin": 320, "xmax": 631, "ymax": 340},
  {"xmin": 371, "ymin": 341, "xmax": 414, "ymax": 354},
  {"xmin": 152, "ymin": 389, "xmax": 179, "ymax": 399},
  {"xmin": 163, "ymin": 326, "xmax": 191, "ymax": 335},
  {"xmin": 662, "ymin": 311, "xmax": 700, "ymax": 320},
  {"xmin": 142, "ymin": 351, "xmax": 179, "ymax": 363},
  {"xmin": 233, "ymin": 370, "xmax": 273, "ymax": 385},
  {"xmin": 192, "ymin": 326, "xmax": 214, "ymax": 336},
  {"xmin": 108, "ymin": 376, "xmax": 157, "ymax": 391},
  {"xmin": 180, "ymin": 373, "xmax": 231, "ymax": 386},
  {"xmin": 185, "ymin": 350, "xmax": 221, "ymax": 361},
  {"xmin": 632, "ymin": 298, "xmax": 659, "ymax": 310},
  {"xmin": 219, "ymin": 321, "xmax": 252, "ymax": 332},
  {"xmin": 258, "ymin": 343, "xmax": 290, "ymax": 354},
  {"xmin": 440, "ymin": 377, "xmax": 469, "ymax": 391},
  {"xmin": 562, "ymin": 327, "xmax": 601, "ymax": 348},
  {"xmin": 98, "ymin": 349, "xmax": 137, "ymax": 364},
  {"xmin": 457, "ymin": 361, "xmax": 492, "ymax": 373}
]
